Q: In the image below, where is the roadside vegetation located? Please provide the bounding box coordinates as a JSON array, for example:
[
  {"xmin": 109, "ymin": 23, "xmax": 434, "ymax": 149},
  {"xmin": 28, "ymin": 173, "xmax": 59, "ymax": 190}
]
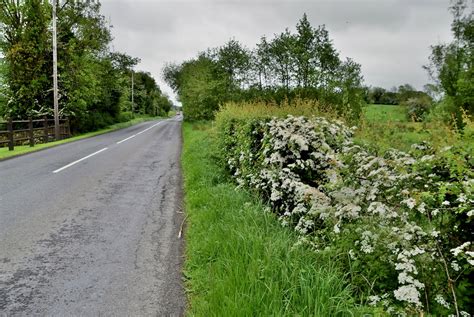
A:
[
  {"xmin": 0, "ymin": 0, "xmax": 173, "ymax": 134},
  {"xmin": 214, "ymin": 101, "xmax": 472, "ymax": 316},
  {"xmin": 175, "ymin": 1, "xmax": 473, "ymax": 316},
  {"xmin": 357, "ymin": 104, "xmax": 465, "ymax": 153},
  {"xmin": 182, "ymin": 122, "xmax": 375, "ymax": 316}
]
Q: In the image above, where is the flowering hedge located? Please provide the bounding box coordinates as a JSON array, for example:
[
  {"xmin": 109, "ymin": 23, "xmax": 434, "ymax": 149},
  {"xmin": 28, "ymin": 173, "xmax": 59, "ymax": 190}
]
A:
[{"xmin": 215, "ymin": 113, "xmax": 473, "ymax": 316}]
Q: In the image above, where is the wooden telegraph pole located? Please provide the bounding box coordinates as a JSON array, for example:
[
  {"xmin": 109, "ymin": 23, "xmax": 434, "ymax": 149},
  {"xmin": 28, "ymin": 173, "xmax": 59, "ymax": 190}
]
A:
[
  {"xmin": 131, "ymin": 70, "xmax": 134, "ymax": 113},
  {"xmin": 52, "ymin": 0, "xmax": 60, "ymax": 140}
]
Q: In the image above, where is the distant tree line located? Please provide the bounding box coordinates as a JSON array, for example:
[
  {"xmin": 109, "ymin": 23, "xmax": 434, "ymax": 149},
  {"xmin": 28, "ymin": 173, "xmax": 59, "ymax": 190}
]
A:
[
  {"xmin": 163, "ymin": 14, "xmax": 365, "ymax": 121},
  {"xmin": 0, "ymin": 0, "xmax": 172, "ymax": 132},
  {"xmin": 364, "ymin": 84, "xmax": 431, "ymax": 106}
]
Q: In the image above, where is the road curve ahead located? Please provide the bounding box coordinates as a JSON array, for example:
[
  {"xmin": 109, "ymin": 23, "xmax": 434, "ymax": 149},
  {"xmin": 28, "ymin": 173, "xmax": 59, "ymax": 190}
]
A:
[{"xmin": 0, "ymin": 116, "xmax": 185, "ymax": 316}]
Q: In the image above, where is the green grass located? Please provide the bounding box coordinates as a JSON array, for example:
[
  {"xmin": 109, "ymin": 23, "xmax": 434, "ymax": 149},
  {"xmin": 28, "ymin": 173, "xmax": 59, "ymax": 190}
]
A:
[
  {"xmin": 363, "ymin": 104, "xmax": 407, "ymax": 123},
  {"xmin": 182, "ymin": 122, "xmax": 371, "ymax": 316},
  {"xmin": 0, "ymin": 115, "xmax": 164, "ymax": 160},
  {"xmin": 357, "ymin": 104, "xmax": 459, "ymax": 153}
]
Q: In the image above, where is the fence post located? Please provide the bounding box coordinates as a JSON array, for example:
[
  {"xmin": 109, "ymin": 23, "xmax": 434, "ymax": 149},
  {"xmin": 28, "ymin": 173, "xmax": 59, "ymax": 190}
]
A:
[
  {"xmin": 7, "ymin": 118, "xmax": 14, "ymax": 151},
  {"xmin": 43, "ymin": 116, "xmax": 49, "ymax": 143},
  {"xmin": 28, "ymin": 117, "xmax": 34, "ymax": 147}
]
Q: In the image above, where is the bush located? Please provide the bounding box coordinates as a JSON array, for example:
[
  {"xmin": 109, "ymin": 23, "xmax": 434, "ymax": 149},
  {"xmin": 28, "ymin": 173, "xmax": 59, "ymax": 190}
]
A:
[
  {"xmin": 117, "ymin": 111, "xmax": 134, "ymax": 123},
  {"xmin": 72, "ymin": 111, "xmax": 115, "ymax": 132},
  {"xmin": 404, "ymin": 96, "xmax": 432, "ymax": 122},
  {"xmin": 215, "ymin": 105, "xmax": 473, "ymax": 315}
]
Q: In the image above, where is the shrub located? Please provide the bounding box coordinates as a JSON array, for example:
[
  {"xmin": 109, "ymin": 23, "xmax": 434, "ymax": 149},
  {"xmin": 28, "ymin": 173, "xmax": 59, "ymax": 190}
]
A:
[
  {"xmin": 215, "ymin": 107, "xmax": 473, "ymax": 315},
  {"xmin": 117, "ymin": 111, "xmax": 134, "ymax": 123},
  {"xmin": 404, "ymin": 96, "xmax": 432, "ymax": 122}
]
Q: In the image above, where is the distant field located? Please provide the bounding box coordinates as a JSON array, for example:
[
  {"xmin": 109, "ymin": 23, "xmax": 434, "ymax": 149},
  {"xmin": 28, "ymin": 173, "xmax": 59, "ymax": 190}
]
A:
[
  {"xmin": 358, "ymin": 104, "xmax": 457, "ymax": 153},
  {"xmin": 363, "ymin": 104, "xmax": 407, "ymax": 123}
]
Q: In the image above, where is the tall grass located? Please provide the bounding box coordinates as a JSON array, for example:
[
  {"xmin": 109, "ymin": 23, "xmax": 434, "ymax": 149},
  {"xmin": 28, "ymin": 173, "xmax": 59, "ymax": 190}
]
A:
[
  {"xmin": 363, "ymin": 104, "xmax": 407, "ymax": 122},
  {"xmin": 217, "ymin": 100, "xmax": 471, "ymax": 154},
  {"xmin": 216, "ymin": 99, "xmax": 340, "ymax": 122},
  {"xmin": 182, "ymin": 122, "xmax": 372, "ymax": 316},
  {"xmin": 357, "ymin": 104, "xmax": 472, "ymax": 153}
]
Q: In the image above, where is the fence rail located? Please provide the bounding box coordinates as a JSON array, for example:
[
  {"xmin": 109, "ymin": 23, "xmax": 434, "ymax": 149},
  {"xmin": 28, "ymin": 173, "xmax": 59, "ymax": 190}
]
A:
[{"xmin": 0, "ymin": 117, "xmax": 70, "ymax": 151}]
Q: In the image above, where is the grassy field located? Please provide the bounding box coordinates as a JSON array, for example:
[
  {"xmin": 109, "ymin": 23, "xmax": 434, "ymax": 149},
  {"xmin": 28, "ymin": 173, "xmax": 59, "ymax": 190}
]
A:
[
  {"xmin": 182, "ymin": 122, "xmax": 374, "ymax": 316},
  {"xmin": 357, "ymin": 104, "xmax": 460, "ymax": 153},
  {"xmin": 363, "ymin": 104, "xmax": 407, "ymax": 122},
  {"xmin": 0, "ymin": 115, "xmax": 164, "ymax": 160}
]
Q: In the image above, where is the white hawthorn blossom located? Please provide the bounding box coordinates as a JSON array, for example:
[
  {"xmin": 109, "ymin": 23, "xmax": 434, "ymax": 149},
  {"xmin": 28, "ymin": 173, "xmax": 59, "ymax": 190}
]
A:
[{"xmin": 220, "ymin": 114, "xmax": 473, "ymax": 315}]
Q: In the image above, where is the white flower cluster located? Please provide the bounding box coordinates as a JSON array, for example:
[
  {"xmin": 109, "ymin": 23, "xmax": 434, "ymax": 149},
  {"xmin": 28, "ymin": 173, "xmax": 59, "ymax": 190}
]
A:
[
  {"xmin": 394, "ymin": 248, "xmax": 425, "ymax": 307},
  {"xmin": 219, "ymin": 114, "xmax": 474, "ymax": 315}
]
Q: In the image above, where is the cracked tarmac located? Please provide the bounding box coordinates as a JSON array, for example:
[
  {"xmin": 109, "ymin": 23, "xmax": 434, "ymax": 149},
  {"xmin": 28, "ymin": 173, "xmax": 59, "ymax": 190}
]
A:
[{"xmin": 0, "ymin": 117, "xmax": 185, "ymax": 316}]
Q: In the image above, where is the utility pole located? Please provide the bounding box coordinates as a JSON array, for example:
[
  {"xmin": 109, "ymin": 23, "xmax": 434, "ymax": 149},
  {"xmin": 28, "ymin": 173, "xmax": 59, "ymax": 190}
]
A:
[
  {"xmin": 52, "ymin": 0, "xmax": 60, "ymax": 140},
  {"xmin": 131, "ymin": 70, "xmax": 134, "ymax": 113}
]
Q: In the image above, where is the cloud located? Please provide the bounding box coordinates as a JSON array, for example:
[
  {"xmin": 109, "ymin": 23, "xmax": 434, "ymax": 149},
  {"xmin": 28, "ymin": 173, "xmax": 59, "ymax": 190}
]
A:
[{"xmin": 100, "ymin": 0, "xmax": 454, "ymax": 102}]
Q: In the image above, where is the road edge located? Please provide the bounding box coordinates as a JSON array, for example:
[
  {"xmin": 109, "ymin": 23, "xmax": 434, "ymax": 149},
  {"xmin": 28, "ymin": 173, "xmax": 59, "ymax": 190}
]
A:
[{"xmin": 0, "ymin": 117, "xmax": 168, "ymax": 162}]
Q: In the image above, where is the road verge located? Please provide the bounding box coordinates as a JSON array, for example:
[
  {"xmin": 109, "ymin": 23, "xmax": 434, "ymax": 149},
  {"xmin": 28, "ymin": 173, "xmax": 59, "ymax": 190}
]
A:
[{"xmin": 181, "ymin": 122, "xmax": 369, "ymax": 315}]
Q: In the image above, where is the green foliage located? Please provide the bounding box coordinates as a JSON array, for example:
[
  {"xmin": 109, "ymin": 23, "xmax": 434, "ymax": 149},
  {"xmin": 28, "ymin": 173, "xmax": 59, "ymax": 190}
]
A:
[
  {"xmin": 403, "ymin": 96, "xmax": 433, "ymax": 122},
  {"xmin": 358, "ymin": 104, "xmax": 465, "ymax": 154},
  {"xmin": 425, "ymin": 0, "xmax": 473, "ymax": 125},
  {"xmin": 0, "ymin": 0, "xmax": 51, "ymax": 117},
  {"xmin": 182, "ymin": 122, "xmax": 369, "ymax": 316},
  {"xmin": 0, "ymin": 0, "xmax": 172, "ymax": 132},
  {"xmin": 214, "ymin": 103, "xmax": 474, "ymax": 315},
  {"xmin": 363, "ymin": 104, "xmax": 407, "ymax": 123},
  {"xmin": 130, "ymin": 71, "xmax": 170, "ymax": 117},
  {"xmin": 164, "ymin": 55, "xmax": 228, "ymax": 121},
  {"xmin": 0, "ymin": 57, "xmax": 6, "ymax": 116},
  {"xmin": 366, "ymin": 85, "xmax": 431, "ymax": 106},
  {"xmin": 163, "ymin": 14, "xmax": 365, "ymax": 122}
]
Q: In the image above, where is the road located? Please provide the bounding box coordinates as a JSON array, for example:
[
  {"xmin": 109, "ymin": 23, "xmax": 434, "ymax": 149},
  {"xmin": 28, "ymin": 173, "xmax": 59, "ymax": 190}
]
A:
[{"xmin": 0, "ymin": 116, "xmax": 185, "ymax": 316}]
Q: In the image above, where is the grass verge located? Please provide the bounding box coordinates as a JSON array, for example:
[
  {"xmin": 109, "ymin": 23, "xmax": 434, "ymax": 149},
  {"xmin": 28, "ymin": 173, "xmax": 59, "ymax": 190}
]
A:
[
  {"xmin": 0, "ymin": 115, "xmax": 165, "ymax": 160},
  {"xmin": 182, "ymin": 122, "xmax": 368, "ymax": 316}
]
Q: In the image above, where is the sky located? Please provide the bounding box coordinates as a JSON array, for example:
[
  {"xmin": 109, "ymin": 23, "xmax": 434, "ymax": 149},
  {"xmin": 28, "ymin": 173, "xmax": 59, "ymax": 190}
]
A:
[{"xmin": 100, "ymin": 0, "xmax": 455, "ymax": 103}]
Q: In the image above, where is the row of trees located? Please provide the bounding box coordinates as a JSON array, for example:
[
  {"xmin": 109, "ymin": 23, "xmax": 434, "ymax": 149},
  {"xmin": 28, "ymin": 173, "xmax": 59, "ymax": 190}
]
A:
[
  {"xmin": 365, "ymin": 84, "xmax": 432, "ymax": 105},
  {"xmin": 164, "ymin": 14, "xmax": 365, "ymax": 121},
  {"xmin": 0, "ymin": 0, "xmax": 172, "ymax": 132}
]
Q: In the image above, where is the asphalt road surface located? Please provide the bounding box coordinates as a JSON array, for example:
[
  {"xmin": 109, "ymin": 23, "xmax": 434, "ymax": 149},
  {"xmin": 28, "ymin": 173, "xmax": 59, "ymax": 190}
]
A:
[{"xmin": 0, "ymin": 116, "xmax": 185, "ymax": 316}]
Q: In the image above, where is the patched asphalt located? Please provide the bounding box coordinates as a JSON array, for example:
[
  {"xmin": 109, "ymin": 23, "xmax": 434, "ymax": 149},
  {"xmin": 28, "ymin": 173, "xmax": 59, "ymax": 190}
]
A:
[{"xmin": 0, "ymin": 116, "xmax": 185, "ymax": 316}]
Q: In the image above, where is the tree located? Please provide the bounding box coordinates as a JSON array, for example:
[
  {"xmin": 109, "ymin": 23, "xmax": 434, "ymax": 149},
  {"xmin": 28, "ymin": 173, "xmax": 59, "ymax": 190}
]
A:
[
  {"xmin": 0, "ymin": 56, "xmax": 7, "ymax": 117},
  {"xmin": 313, "ymin": 24, "xmax": 340, "ymax": 91},
  {"xmin": 164, "ymin": 55, "xmax": 228, "ymax": 120},
  {"xmin": 252, "ymin": 36, "xmax": 271, "ymax": 90},
  {"xmin": 335, "ymin": 58, "xmax": 364, "ymax": 120},
  {"xmin": 162, "ymin": 62, "xmax": 183, "ymax": 92},
  {"xmin": 0, "ymin": 0, "xmax": 161, "ymax": 132},
  {"xmin": 269, "ymin": 29, "xmax": 295, "ymax": 93},
  {"xmin": 0, "ymin": 0, "xmax": 51, "ymax": 117},
  {"xmin": 294, "ymin": 13, "xmax": 316, "ymax": 88},
  {"xmin": 217, "ymin": 39, "xmax": 251, "ymax": 92},
  {"xmin": 163, "ymin": 13, "xmax": 366, "ymax": 121},
  {"xmin": 424, "ymin": 0, "xmax": 473, "ymax": 125}
]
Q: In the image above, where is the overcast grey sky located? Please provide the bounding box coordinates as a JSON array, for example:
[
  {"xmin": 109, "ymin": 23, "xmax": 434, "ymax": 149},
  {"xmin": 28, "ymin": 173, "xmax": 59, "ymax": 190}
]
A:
[{"xmin": 100, "ymin": 0, "xmax": 455, "ymax": 102}]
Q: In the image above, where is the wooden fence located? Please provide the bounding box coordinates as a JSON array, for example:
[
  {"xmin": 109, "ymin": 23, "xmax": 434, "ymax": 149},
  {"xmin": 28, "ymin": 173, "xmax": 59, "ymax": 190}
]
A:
[{"xmin": 0, "ymin": 117, "xmax": 71, "ymax": 151}]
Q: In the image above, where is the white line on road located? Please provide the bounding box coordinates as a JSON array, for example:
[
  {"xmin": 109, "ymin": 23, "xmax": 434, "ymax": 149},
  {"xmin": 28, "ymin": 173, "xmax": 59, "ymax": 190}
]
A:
[
  {"xmin": 116, "ymin": 134, "xmax": 137, "ymax": 145},
  {"xmin": 116, "ymin": 121, "xmax": 163, "ymax": 145},
  {"xmin": 53, "ymin": 147, "xmax": 109, "ymax": 174},
  {"xmin": 53, "ymin": 120, "xmax": 165, "ymax": 173}
]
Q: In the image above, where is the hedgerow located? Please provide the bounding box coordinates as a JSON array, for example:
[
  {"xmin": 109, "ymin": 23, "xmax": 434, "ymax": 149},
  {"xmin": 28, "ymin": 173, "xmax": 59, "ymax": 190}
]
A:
[{"xmin": 215, "ymin": 105, "xmax": 474, "ymax": 316}]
